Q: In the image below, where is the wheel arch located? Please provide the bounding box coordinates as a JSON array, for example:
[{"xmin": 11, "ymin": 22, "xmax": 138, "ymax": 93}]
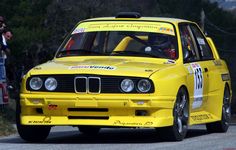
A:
[{"xmin": 176, "ymin": 85, "xmax": 190, "ymax": 104}]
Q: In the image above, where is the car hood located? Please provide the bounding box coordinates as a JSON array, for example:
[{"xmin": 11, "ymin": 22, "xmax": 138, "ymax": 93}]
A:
[{"xmin": 29, "ymin": 57, "xmax": 176, "ymax": 78}]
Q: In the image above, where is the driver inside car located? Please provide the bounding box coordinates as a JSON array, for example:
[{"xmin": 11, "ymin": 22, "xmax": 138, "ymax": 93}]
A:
[{"xmin": 144, "ymin": 33, "xmax": 176, "ymax": 59}]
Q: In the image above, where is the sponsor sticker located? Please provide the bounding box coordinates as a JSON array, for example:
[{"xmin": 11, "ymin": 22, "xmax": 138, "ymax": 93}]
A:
[
  {"xmin": 159, "ymin": 27, "xmax": 174, "ymax": 35},
  {"xmin": 72, "ymin": 28, "xmax": 85, "ymax": 34},
  {"xmin": 197, "ymin": 38, "xmax": 205, "ymax": 45},
  {"xmin": 28, "ymin": 116, "xmax": 52, "ymax": 124},
  {"xmin": 113, "ymin": 120, "xmax": 153, "ymax": 126},
  {"xmin": 69, "ymin": 65, "xmax": 116, "ymax": 70},
  {"xmin": 213, "ymin": 60, "xmax": 222, "ymax": 66},
  {"xmin": 221, "ymin": 73, "xmax": 230, "ymax": 81},
  {"xmin": 186, "ymin": 66, "xmax": 193, "ymax": 74},
  {"xmin": 72, "ymin": 21, "xmax": 175, "ymax": 36},
  {"xmin": 191, "ymin": 114, "xmax": 213, "ymax": 121}
]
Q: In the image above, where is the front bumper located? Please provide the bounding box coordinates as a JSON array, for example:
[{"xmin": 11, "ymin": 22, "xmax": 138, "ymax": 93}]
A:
[{"xmin": 20, "ymin": 93, "xmax": 175, "ymax": 127}]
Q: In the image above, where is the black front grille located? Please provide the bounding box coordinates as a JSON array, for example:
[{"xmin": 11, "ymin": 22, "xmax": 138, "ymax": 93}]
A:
[
  {"xmin": 75, "ymin": 77, "xmax": 86, "ymax": 92},
  {"xmin": 75, "ymin": 77, "xmax": 101, "ymax": 93},
  {"xmin": 26, "ymin": 75, "xmax": 154, "ymax": 93},
  {"xmin": 88, "ymin": 77, "xmax": 100, "ymax": 93}
]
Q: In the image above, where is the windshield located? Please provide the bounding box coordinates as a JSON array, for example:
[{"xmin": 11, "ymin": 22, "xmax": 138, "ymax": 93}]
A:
[{"xmin": 56, "ymin": 21, "xmax": 178, "ymax": 59}]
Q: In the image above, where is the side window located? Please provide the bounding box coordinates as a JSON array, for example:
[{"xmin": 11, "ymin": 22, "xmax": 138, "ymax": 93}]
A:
[
  {"xmin": 179, "ymin": 25, "xmax": 199, "ymax": 62},
  {"xmin": 190, "ymin": 25, "xmax": 214, "ymax": 60}
]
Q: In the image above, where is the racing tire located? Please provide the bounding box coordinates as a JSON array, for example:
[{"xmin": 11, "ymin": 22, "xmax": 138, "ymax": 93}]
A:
[
  {"xmin": 78, "ymin": 126, "xmax": 101, "ymax": 135},
  {"xmin": 206, "ymin": 85, "xmax": 231, "ymax": 133},
  {"xmin": 156, "ymin": 87, "xmax": 189, "ymax": 141},
  {"xmin": 16, "ymin": 99, "xmax": 51, "ymax": 142}
]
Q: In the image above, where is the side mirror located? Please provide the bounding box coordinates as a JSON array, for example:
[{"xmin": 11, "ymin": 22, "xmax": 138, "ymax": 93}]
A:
[{"xmin": 183, "ymin": 49, "xmax": 190, "ymax": 61}]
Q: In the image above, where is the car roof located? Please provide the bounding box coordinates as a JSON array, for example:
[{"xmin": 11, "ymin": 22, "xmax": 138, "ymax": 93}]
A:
[{"xmin": 83, "ymin": 17, "xmax": 192, "ymax": 24}]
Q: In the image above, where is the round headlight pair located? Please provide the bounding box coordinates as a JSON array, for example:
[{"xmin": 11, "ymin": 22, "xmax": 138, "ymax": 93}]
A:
[
  {"xmin": 137, "ymin": 79, "xmax": 152, "ymax": 93},
  {"xmin": 29, "ymin": 77, "xmax": 57, "ymax": 91},
  {"xmin": 120, "ymin": 79, "xmax": 134, "ymax": 92},
  {"xmin": 120, "ymin": 79, "xmax": 151, "ymax": 93}
]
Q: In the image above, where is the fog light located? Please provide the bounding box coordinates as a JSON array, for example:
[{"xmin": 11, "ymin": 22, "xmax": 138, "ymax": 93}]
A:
[
  {"xmin": 36, "ymin": 108, "xmax": 43, "ymax": 114},
  {"xmin": 135, "ymin": 110, "xmax": 148, "ymax": 116}
]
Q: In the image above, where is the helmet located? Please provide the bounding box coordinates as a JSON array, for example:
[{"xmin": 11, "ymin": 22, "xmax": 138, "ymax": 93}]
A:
[{"xmin": 148, "ymin": 33, "xmax": 169, "ymax": 46}]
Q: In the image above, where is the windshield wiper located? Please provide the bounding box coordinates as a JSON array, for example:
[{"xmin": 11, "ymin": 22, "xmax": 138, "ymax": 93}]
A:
[
  {"xmin": 57, "ymin": 49, "xmax": 106, "ymax": 57},
  {"xmin": 112, "ymin": 51, "xmax": 158, "ymax": 58}
]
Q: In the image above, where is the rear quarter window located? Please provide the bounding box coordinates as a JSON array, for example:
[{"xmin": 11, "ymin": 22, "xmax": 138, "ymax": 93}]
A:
[{"xmin": 190, "ymin": 25, "xmax": 214, "ymax": 60}]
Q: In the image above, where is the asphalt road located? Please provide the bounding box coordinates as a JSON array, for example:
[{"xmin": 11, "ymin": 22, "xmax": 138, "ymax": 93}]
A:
[{"xmin": 0, "ymin": 124, "xmax": 236, "ymax": 150}]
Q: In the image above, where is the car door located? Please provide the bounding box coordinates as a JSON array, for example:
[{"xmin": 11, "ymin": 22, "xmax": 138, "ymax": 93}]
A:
[
  {"xmin": 189, "ymin": 24, "xmax": 219, "ymax": 112},
  {"xmin": 179, "ymin": 24, "xmax": 209, "ymax": 111}
]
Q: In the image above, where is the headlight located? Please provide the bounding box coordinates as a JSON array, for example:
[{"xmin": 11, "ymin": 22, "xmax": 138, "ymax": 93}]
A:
[
  {"xmin": 137, "ymin": 79, "xmax": 151, "ymax": 93},
  {"xmin": 29, "ymin": 77, "xmax": 43, "ymax": 90},
  {"xmin": 45, "ymin": 77, "xmax": 57, "ymax": 91},
  {"xmin": 120, "ymin": 79, "xmax": 134, "ymax": 92}
]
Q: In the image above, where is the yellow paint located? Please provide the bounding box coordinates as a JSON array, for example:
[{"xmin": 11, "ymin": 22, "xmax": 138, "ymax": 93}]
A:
[
  {"xmin": 19, "ymin": 16, "xmax": 231, "ymax": 128},
  {"xmin": 114, "ymin": 36, "xmax": 148, "ymax": 51}
]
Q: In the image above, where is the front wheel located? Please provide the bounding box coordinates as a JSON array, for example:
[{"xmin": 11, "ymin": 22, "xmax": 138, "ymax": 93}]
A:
[
  {"xmin": 206, "ymin": 85, "xmax": 231, "ymax": 133},
  {"xmin": 17, "ymin": 124, "xmax": 51, "ymax": 142},
  {"xmin": 16, "ymin": 99, "xmax": 51, "ymax": 142},
  {"xmin": 156, "ymin": 87, "xmax": 189, "ymax": 141}
]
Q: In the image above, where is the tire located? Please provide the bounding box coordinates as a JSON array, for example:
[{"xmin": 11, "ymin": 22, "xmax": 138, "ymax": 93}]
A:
[
  {"xmin": 156, "ymin": 87, "xmax": 189, "ymax": 141},
  {"xmin": 206, "ymin": 85, "xmax": 231, "ymax": 133},
  {"xmin": 16, "ymin": 99, "xmax": 51, "ymax": 142},
  {"xmin": 78, "ymin": 126, "xmax": 100, "ymax": 135}
]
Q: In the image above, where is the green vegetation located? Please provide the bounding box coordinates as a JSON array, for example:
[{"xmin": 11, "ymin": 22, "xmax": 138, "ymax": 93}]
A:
[
  {"xmin": 0, "ymin": 0, "xmax": 235, "ymax": 78},
  {"xmin": 0, "ymin": 116, "xmax": 16, "ymax": 136},
  {"xmin": 0, "ymin": 100, "xmax": 16, "ymax": 136}
]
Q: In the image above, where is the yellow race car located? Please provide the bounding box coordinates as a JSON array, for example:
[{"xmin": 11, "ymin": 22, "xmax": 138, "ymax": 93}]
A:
[{"xmin": 16, "ymin": 12, "xmax": 232, "ymax": 142}]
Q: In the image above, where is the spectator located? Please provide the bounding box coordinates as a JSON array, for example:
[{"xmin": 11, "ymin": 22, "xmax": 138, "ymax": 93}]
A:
[
  {"xmin": 0, "ymin": 29, "xmax": 13, "ymax": 87},
  {"xmin": 0, "ymin": 29, "xmax": 13, "ymax": 58},
  {"xmin": 0, "ymin": 16, "xmax": 6, "ymax": 33}
]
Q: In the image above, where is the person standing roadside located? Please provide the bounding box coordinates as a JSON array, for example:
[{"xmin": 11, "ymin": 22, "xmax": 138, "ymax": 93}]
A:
[
  {"xmin": 0, "ymin": 16, "xmax": 6, "ymax": 34},
  {"xmin": 0, "ymin": 29, "xmax": 13, "ymax": 89},
  {"xmin": 0, "ymin": 29, "xmax": 13, "ymax": 58}
]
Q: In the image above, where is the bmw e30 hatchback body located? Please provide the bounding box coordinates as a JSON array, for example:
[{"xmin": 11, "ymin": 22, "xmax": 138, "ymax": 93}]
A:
[{"xmin": 16, "ymin": 12, "xmax": 232, "ymax": 142}]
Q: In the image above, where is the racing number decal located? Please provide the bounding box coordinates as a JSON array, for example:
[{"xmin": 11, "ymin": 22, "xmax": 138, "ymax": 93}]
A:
[
  {"xmin": 195, "ymin": 67, "xmax": 203, "ymax": 90},
  {"xmin": 190, "ymin": 63, "xmax": 204, "ymax": 109}
]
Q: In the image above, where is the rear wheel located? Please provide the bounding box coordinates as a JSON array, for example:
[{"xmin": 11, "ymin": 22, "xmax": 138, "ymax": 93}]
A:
[
  {"xmin": 156, "ymin": 87, "xmax": 189, "ymax": 141},
  {"xmin": 78, "ymin": 126, "xmax": 100, "ymax": 135},
  {"xmin": 16, "ymin": 99, "xmax": 51, "ymax": 142},
  {"xmin": 206, "ymin": 85, "xmax": 231, "ymax": 133}
]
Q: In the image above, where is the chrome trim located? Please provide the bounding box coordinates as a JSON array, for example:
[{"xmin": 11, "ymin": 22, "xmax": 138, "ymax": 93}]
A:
[
  {"xmin": 74, "ymin": 76, "xmax": 87, "ymax": 93},
  {"xmin": 74, "ymin": 76, "xmax": 101, "ymax": 94},
  {"xmin": 88, "ymin": 77, "xmax": 101, "ymax": 94}
]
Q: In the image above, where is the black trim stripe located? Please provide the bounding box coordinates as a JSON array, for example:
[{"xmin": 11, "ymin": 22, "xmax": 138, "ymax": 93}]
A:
[{"xmin": 26, "ymin": 74, "xmax": 155, "ymax": 93}]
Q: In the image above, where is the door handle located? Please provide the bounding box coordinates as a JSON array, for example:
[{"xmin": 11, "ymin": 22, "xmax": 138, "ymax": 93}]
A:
[{"xmin": 204, "ymin": 68, "xmax": 208, "ymax": 72}]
